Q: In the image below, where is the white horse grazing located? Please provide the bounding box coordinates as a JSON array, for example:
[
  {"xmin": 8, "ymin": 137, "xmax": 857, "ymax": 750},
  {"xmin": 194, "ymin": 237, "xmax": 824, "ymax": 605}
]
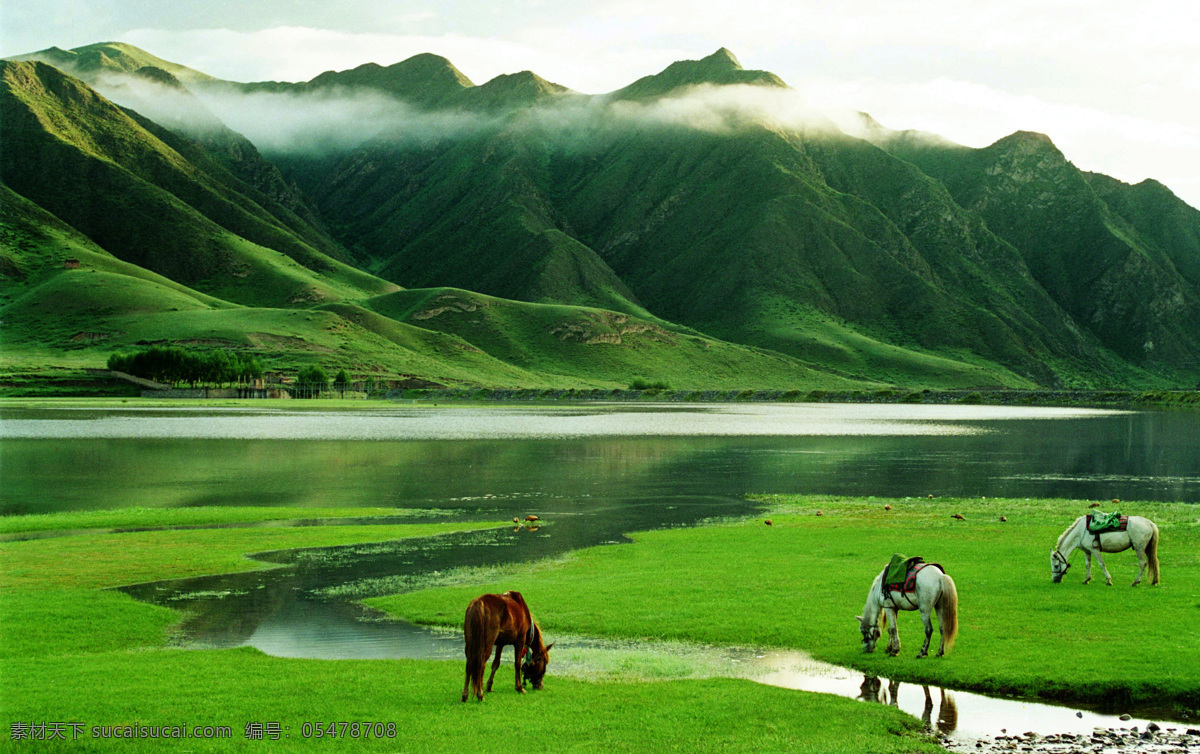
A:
[
  {"xmin": 856, "ymin": 565, "xmax": 958, "ymax": 659},
  {"xmin": 1051, "ymin": 515, "xmax": 1160, "ymax": 586}
]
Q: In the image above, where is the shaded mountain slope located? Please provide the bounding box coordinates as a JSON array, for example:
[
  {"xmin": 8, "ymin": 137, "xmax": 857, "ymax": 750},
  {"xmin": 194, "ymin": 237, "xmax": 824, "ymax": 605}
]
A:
[{"xmin": 880, "ymin": 129, "xmax": 1200, "ymax": 366}]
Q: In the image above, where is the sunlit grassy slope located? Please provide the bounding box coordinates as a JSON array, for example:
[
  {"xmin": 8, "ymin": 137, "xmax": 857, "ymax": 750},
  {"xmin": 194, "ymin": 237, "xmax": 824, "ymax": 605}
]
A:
[{"xmin": 362, "ymin": 287, "xmax": 871, "ymax": 389}]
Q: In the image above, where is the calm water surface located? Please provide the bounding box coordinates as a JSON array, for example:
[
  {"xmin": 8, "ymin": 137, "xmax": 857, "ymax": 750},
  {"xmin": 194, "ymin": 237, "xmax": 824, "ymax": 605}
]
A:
[{"xmin": 3, "ymin": 403, "xmax": 1199, "ymax": 515}]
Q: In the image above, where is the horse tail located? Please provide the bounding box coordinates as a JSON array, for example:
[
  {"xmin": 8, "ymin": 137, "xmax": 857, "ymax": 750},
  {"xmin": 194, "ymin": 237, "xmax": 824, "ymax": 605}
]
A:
[
  {"xmin": 1147, "ymin": 522, "xmax": 1161, "ymax": 585},
  {"xmin": 938, "ymin": 573, "xmax": 958, "ymax": 652},
  {"xmin": 463, "ymin": 600, "xmax": 488, "ymax": 700}
]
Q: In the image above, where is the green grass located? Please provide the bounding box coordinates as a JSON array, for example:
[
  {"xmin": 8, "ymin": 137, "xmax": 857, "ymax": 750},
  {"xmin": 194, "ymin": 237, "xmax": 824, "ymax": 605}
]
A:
[
  {"xmin": 0, "ymin": 505, "xmax": 450, "ymax": 535},
  {"xmin": 374, "ymin": 495, "xmax": 1200, "ymax": 711},
  {"xmin": 0, "ymin": 506, "xmax": 938, "ymax": 752}
]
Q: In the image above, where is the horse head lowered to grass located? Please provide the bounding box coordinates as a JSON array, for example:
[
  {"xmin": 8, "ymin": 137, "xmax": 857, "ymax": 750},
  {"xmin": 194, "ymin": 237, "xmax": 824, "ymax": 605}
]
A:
[
  {"xmin": 856, "ymin": 555, "xmax": 958, "ymax": 659},
  {"xmin": 461, "ymin": 591, "xmax": 552, "ymax": 702},
  {"xmin": 1051, "ymin": 513, "xmax": 1160, "ymax": 586}
]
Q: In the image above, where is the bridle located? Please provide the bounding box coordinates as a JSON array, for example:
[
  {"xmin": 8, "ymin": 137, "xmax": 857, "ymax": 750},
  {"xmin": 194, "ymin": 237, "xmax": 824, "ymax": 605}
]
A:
[{"xmin": 1052, "ymin": 549, "xmax": 1071, "ymax": 574}]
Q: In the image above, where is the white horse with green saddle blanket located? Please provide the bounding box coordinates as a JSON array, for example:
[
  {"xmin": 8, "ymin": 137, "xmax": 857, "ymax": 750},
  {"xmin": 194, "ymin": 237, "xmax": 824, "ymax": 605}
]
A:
[
  {"xmin": 1051, "ymin": 514, "xmax": 1160, "ymax": 586},
  {"xmin": 856, "ymin": 560, "xmax": 958, "ymax": 659}
]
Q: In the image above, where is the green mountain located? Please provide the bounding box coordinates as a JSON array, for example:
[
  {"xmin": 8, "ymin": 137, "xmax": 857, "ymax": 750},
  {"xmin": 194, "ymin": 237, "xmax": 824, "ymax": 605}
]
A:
[
  {"xmin": 875, "ymin": 128, "xmax": 1200, "ymax": 367},
  {"xmin": 10, "ymin": 41, "xmax": 215, "ymax": 84},
  {"xmin": 281, "ymin": 50, "xmax": 1172, "ymax": 387},
  {"xmin": 4, "ymin": 44, "xmax": 1198, "ymax": 390},
  {"xmin": 1, "ymin": 56, "xmax": 856, "ymax": 390},
  {"xmin": 611, "ymin": 47, "xmax": 786, "ymax": 100}
]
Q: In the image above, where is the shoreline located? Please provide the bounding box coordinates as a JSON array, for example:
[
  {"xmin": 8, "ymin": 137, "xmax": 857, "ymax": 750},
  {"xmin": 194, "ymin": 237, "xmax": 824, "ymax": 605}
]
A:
[{"xmin": 2, "ymin": 386, "xmax": 1199, "ymax": 409}]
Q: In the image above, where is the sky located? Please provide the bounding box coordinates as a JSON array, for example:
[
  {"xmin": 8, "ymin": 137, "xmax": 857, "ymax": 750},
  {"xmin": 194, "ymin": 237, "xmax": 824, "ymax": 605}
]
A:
[{"xmin": 4, "ymin": 0, "xmax": 1199, "ymax": 208}]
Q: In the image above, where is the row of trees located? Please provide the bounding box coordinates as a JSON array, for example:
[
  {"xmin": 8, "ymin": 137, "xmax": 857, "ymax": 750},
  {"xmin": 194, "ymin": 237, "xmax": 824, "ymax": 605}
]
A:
[
  {"xmin": 109, "ymin": 347, "xmax": 375, "ymax": 395},
  {"xmin": 296, "ymin": 366, "xmax": 352, "ymax": 388},
  {"xmin": 108, "ymin": 346, "xmax": 264, "ymax": 387}
]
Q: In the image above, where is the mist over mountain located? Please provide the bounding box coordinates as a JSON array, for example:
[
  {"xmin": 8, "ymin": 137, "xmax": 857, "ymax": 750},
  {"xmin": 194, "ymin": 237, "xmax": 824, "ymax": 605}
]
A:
[{"xmin": 4, "ymin": 42, "xmax": 1199, "ymax": 390}]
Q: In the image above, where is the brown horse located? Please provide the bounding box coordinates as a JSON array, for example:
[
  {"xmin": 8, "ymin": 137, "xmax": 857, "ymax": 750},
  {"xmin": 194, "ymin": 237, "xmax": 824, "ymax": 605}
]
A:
[{"xmin": 461, "ymin": 591, "xmax": 553, "ymax": 702}]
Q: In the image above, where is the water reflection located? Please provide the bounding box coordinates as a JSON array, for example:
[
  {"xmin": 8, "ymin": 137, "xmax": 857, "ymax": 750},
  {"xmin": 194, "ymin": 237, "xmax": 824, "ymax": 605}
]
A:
[
  {"xmin": 858, "ymin": 677, "xmax": 958, "ymax": 735},
  {"xmin": 3, "ymin": 406, "xmax": 1200, "ymax": 515}
]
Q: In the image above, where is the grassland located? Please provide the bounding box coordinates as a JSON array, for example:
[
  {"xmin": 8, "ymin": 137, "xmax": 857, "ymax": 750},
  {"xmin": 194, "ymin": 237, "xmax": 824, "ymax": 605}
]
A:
[
  {"xmin": 375, "ymin": 496, "xmax": 1200, "ymax": 713},
  {"xmin": 0, "ymin": 507, "xmax": 938, "ymax": 752}
]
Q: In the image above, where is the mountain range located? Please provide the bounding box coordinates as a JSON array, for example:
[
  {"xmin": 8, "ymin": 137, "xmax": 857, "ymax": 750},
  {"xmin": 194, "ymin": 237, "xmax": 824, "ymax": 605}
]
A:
[{"xmin": 3, "ymin": 42, "xmax": 1198, "ymax": 390}]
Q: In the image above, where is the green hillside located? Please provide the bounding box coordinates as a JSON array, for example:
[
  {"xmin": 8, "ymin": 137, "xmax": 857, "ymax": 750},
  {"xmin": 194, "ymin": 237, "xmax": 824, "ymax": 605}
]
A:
[
  {"xmin": 362, "ymin": 288, "xmax": 869, "ymax": 389},
  {"xmin": 0, "ymin": 60, "xmax": 393, "ymax": 307}
]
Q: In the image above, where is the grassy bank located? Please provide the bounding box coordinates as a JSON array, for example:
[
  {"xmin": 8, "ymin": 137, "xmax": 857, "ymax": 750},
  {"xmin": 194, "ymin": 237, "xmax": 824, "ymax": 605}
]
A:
[
  {"xmin": 0, "ymin": 507, "xmax": 939, "ymax": 752},
  {"xmin": 374, "ymin": 496, "xmax": 1200, "ymax": 714}
]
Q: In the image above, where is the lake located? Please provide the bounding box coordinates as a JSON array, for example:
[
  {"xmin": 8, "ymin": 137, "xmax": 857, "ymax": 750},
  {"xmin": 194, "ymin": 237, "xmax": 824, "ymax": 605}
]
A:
[{"xmin": 3, "ymin": 403, "xmax": 1199, "ymax": 518}]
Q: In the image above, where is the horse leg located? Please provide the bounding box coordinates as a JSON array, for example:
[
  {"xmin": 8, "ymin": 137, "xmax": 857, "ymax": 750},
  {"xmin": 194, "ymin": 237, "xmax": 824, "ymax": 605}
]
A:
[
  {"xmin": 916, "ymin": 607, "xmax": 933, "ymax": 659},
  {"xmin": 1093, "ymin": 550, "xmax": 1113, "ymax": 586},
  {"xmin": 884, "ymin": 608, "xmax": 900, "ymax": 656},
  {"xmin": 513, "ymin": 641, "xmax": 527, "ymax": 694},
  {"xmin": 1082, "ymin": 550, "xmax": 1093, "ymax": 584},
  {"xmin": 1132, "ymin": 543, "xmax": 1148, "ymax": 587},
  {"xmin": 485, "ymin": 644, "xmax": 503, "ymax": 693}
]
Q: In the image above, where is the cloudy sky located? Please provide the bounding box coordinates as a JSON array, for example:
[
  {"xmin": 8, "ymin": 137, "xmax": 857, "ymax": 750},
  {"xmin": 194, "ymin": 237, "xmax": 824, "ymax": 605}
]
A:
[{"xmin": 4, "ymin": 0, "xmax": 1199, "ymax": 207}]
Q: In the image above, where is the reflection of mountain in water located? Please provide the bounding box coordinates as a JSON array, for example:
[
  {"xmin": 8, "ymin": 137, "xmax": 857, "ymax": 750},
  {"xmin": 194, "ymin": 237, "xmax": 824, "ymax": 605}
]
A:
[{"xmin": 6, "ymin": 406, "xmax": 1200, "ymax": 516}]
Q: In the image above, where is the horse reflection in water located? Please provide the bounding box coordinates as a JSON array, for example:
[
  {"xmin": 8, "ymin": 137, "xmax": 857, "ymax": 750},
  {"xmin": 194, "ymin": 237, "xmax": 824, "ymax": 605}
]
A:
[{"xmin": 858, "ymin": 676, "xmax": 958, "ymax": 735}]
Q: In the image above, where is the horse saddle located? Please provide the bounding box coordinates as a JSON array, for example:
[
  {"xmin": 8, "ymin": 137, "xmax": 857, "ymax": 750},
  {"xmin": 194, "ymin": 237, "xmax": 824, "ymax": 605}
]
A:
[
  {"xmin": 882, "ymin": 555, "xmax": 941, "ymax": 594},
  {"xmin": 1086, "ymin": 512, "xmax": 1128, "ymax": 534}
]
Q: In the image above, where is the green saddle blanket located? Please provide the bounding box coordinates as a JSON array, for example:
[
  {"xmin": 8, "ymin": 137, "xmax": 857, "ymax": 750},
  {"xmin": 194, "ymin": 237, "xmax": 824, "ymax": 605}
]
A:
[
  {"xmin": 1086, "ymin": 511, "xmax": 1126, "ymax": 533},
  {"xmin": 883, "ymin": 554, "xmax": 924, "ymax": 587}
]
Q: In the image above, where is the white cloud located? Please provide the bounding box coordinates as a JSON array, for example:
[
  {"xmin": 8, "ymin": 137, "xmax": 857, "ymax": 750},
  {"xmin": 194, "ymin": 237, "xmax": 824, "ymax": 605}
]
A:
[{"xmin": 33, "ymin": 0, "xmax": 1199, "ymax": 208}]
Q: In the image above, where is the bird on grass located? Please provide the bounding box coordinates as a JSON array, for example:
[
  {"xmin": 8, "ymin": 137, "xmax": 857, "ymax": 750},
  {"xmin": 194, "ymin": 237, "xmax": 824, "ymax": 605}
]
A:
[
  {"xmin": 1088, "ymin": 502, "xmax": 1101, "ymax": 508},
  {"xmin": 951, "ymin": 513, "xmax": 966, "ymax": 520},
  {"xmin": 764, "ymin": 519, "xmax": 773, "ymax": 526}
]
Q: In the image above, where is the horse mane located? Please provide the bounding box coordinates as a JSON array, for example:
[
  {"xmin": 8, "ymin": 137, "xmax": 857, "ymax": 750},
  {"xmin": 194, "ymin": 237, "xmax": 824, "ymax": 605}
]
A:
[{"xmin": 1055, "ymin": 516, "xmax": 1082, "ymax": 551}]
